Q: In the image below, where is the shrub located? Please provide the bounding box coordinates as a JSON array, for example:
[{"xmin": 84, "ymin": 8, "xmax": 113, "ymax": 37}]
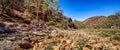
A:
[
  {"xmin": 99, "ymin": 29, "xmax": 120, "ymax": 37},
  {"xmin": 56, "ymin": 23, "xmax": 62, "ymax": 27},
  {"xmin": 61, "ymin": 20, "xmax": 68, "ymax": 29},
  {"xmin": 114, "ymin": 34, "xmax": 120, "ymax": 41},
  {"xmin": 78, "ymin": 38, "xmax": 88, "ymax": 50},
  {"xmin": 47, "ymin": 20, "xmax": 55, "ymax": 26},
  {"xmin": 84, "ymin": 29, "xmax": 120, "ymax": 37},
  {"xmin": 47, "ymin": 45, "xmax": 54, "ymax": 50},
  {"xmin": 73, "ymin": 20, "xmax": 85, "ymax": 29}
]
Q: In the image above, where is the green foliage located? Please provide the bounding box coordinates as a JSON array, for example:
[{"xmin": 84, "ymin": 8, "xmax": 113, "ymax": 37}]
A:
[
  {"xmin": 44, "ymin": 0, "xmax": 60, "ymax": 11},
  {"xmin": 56, "ymin": 23, "xmax": 62, "ymax": 27},
  {"xmin": 84, "ymin": 29, "xmax": 120, "ymax": 37},
  {"xmin": 61, "ymin": 19, "xmax": 68, "ymax": 29},
  {"xmin": 73, "ymin": 20, "xmax": 85, "ymax": 29},
  {"xmin": 114, "ymin": 34, "xmax": 120, "ymax": 41},
  {"xmin": 95, "ymin": 12, "xmax": 120, "ymax": 29},
  {"xmin": 99, "ymin": 30, "xmax": 117, "ymax": 37},
  {"xmin": 42, "ymin": 3, "xmax": 49, "ymax": 13},
  {"xmin": 47, "ymin": 20, "xmax": 55, "ymax": 26},
  {"xmin": 94, "ymin": 18, "xmax": 108, "ymax": 29},
  {"xmin": 47, "ymin": 46, "xmax": 54, "ymax": 50},
  {"xmin": 46, "ymin": 42, "xmax": 58, "ymax": 50},
  {"xmin": 78, "ymin": 38, "xmax": 88, "ymax": 50}
]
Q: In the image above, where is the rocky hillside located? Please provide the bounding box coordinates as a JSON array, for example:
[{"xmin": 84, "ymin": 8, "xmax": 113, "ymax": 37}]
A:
[
  {"xmin": 82, "ymin": 16, "xmax": 106, "ymax": 29},
  {"xmin": 82, "ymin": 13, "xmax": 120, "ymax": 29},
  {"xmin": 0, "ymin": 0, "xmax": 75, "ymax": 29}
]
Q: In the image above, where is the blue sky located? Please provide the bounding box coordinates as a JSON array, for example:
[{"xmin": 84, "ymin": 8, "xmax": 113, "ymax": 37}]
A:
[{"xmin": 59, "ymin": 0, "xmax": 120, "ymax": 21}]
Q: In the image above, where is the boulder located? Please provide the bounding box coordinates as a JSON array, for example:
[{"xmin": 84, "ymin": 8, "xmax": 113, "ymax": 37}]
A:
[
  {"xmin": 0, "ymin": 23, "xmax": 17, "ymax": 33},
  {"xmin": 6, "ymin": 28, "xmax": 16, "ymax": 33},
  {"xmin": 52, "ymin": 46, "xmax": 60, "ymax": 50},
  {"xmin": 0, "ymin": 23, "xmax": 6, "ymax": 33},
  {"xmin": 0, "ymin": 23, "xmax": 5, "ymax": 27},
  {"xmin": 14, "ymin": 47, "xmax": 24, "ymax": 50},
  {"xmin": 19, "ymin": 42, "xmax": 33, "ymax": 49},
  {"xmin": 83, "ymin": 47, "xmax": 90, "ymax": 50}
]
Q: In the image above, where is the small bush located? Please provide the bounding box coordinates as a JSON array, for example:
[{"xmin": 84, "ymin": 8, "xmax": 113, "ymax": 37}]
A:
[
  {"xmin": 99, "ymin": 29, "xmax": 120, "ymax": 37},
  {"xmin": 47, "ymin": 20, "xmax": 55, "ymax": 26},
  {"xmin": 46, "ymin": 46, "xmax": 54, "ymax": 50},
  {"xmin": 84, "ymin": 29, "xmax": 120, "ymax": 37},
  {"xmin": 56, "ymin": 23, "xmax": 62, "ymax": 27},
  {"xmin": 114, "ymin": 34, "xmax": 120, "ymax": 41},
  {"xmin": 61, "ymin": 20, "xmax": 68, "ymax": 29},
  {"xmin": 78, "ymin": 38, "xmax": 88, "ymax": 50}
]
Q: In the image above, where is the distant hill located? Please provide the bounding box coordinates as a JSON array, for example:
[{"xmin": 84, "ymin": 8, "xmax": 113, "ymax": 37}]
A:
[
  {"xmin": 81, "ymin": 13, "xmax": 120, "ymax": 29},
  {"xmin": 82, "ymin": 16, "xmax": 106, "ymax": 29}
]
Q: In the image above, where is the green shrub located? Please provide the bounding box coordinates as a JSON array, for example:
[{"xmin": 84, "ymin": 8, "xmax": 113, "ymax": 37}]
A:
[
  {"xmin": 47, "ymin": 20, "xmax": 55, "ymax": 26},
  {"xmin": 99, "ymin": 29, "xmax": 120, "ymax": 37},
  {"xmin": 73, "ymin": 20, "xmax": 85, "ymax": 29},
  {"xmin": 56, "ymin": 23, "xmax": 62, "ymax": 27},
  {"xmin": 61, "ymin": 20, "xmax": 68, "ymax": 29},
  {"xmin": 78, "ymin": 38, "xmax": 88, "ymax": 50},
  {"xmin": 114, "ymin": 34, "xmax": 120, "ymax": 41},
  {"xmin": 47, "ymin": 46, "xmax": 54, "ymax": 50},
  {"xmin": 84, "ymin": 29, "xmax": 120, "ymax": 37}
]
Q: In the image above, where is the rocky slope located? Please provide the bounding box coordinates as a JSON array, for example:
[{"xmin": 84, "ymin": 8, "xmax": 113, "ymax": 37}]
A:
[
  {"xmin": 83, "ymin": 16, "xmax": 106, "ymax": 29},
  {"xmin": 0, "ymin": 22, "xmax": 120, "ymax": 50}
]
